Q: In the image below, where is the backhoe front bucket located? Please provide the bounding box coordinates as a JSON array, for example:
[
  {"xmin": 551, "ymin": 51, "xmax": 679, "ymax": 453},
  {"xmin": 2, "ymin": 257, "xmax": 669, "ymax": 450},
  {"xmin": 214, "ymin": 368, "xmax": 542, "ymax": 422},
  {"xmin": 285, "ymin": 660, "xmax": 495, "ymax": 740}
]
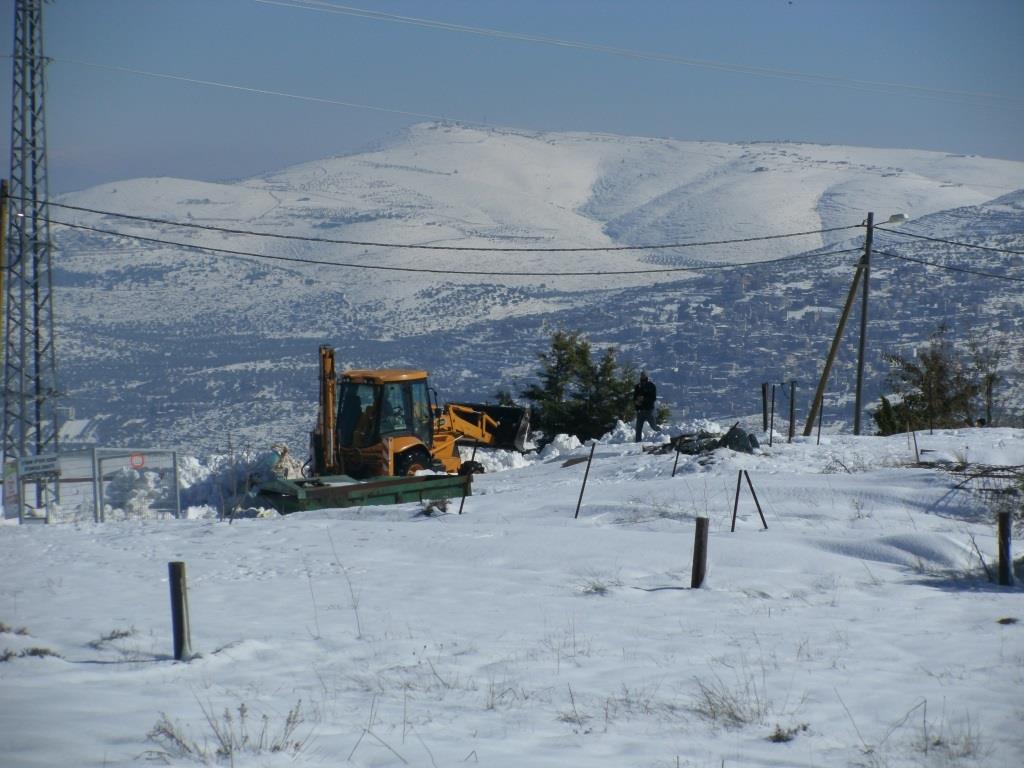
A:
[{"xmin": 448, "ymin": 402, "xmax": 531, "ymax": 452}]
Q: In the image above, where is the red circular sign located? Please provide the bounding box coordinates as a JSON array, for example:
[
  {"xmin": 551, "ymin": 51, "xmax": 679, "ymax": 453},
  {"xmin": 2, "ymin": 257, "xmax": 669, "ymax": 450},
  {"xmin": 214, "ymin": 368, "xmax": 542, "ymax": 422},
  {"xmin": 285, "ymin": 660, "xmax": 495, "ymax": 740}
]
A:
[{"xmin": 130, "ymin": 453, "xmax": 145, "ymax": 469}]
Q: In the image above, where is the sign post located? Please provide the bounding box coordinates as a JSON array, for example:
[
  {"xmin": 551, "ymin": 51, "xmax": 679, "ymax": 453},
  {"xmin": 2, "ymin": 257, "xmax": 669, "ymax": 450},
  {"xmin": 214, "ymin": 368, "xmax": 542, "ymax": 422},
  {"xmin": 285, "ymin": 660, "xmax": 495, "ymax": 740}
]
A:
[{"xmin": 2, "ymin": 459, "xmax": 19, "ymax": 519}]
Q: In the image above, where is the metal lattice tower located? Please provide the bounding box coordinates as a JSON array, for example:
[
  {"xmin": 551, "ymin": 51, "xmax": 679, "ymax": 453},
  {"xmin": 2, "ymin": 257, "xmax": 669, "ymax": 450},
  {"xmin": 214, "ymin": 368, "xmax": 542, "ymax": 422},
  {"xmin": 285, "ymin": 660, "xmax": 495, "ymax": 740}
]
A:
[{"xmin": 3, "ymin": 0, "xmax": 59, "ymax": 500}]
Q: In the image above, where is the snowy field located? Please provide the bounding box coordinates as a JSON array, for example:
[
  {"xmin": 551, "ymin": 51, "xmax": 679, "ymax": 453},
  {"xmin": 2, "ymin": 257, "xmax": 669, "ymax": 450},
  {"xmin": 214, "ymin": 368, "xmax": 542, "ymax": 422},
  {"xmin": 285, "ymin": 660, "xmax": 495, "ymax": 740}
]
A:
[{"xmin": 1, "ymin": 425, "xmax": 1023, "ymax": 767}]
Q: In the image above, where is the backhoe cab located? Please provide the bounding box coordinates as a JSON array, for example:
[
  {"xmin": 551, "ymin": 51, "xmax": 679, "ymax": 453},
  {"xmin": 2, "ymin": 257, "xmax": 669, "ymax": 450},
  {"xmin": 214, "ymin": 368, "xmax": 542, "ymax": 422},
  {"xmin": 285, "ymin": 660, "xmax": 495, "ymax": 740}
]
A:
[{"xmin": 309, "ymin": 346, "xmax": 529, "ymax": 479}]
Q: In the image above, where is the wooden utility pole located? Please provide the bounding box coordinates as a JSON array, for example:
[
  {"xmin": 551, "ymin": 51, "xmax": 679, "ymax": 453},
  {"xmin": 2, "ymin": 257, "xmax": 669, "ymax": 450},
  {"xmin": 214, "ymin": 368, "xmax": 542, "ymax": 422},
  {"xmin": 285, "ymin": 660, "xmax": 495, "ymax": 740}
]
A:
[
  {"xmin": 803, "ymin": 261, "xmax": 866, "ymax": 436},
  {"xmin": 854, "ymin": 212, "xmax": 875, "ymax": 435}
]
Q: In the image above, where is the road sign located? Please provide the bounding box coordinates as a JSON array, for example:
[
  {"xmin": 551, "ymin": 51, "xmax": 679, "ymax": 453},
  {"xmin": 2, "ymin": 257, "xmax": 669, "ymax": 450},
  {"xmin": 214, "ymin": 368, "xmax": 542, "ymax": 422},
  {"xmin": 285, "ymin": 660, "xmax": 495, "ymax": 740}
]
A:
[
  {"xmin": 130, "ymin": 453, "xmax": 146, "ymax": 469},
  {"xmin": 18, "ymin": 454, "xmax": 61, "ymax": 478}
]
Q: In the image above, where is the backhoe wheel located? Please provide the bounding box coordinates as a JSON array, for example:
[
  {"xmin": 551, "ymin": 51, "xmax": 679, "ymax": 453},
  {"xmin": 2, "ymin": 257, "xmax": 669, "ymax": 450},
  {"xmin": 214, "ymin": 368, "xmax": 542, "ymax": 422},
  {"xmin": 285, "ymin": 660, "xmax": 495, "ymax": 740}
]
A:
[
  {"xmin": 396, "ymin": 448, "xmax": 432, "ymax": 477},
  {"xmin": 458, "ymin": 460, "xmax": 485, "ymax": 476}
]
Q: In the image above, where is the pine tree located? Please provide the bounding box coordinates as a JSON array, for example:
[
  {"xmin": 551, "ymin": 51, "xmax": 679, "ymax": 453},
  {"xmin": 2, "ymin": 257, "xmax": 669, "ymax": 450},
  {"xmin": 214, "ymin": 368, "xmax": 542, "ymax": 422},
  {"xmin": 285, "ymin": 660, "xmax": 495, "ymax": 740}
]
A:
[
  {"xmin": 872, "ymin": 325, "xmax": 995, "ymax": 435},
  {"xmin": 522, "ymin": 331, "xmax": 640, "ymax": 442}
]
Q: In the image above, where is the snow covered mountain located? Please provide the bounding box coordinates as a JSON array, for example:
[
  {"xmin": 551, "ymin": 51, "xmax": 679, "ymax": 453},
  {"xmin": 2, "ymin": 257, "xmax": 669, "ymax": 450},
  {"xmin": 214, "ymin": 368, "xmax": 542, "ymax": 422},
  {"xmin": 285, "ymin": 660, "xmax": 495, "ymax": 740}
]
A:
[{"xmin": 52, "ymin": 124, "xmax": 1024, "ymax": 454}]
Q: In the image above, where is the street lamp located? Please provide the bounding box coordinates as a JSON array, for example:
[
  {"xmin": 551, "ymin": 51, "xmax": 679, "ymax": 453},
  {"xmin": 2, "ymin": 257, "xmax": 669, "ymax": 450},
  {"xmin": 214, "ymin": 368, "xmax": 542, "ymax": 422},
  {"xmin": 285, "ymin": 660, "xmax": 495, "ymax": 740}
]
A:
[{"xmin": 853, "ymin": 211, "xmax": 908, "ymax": 435}]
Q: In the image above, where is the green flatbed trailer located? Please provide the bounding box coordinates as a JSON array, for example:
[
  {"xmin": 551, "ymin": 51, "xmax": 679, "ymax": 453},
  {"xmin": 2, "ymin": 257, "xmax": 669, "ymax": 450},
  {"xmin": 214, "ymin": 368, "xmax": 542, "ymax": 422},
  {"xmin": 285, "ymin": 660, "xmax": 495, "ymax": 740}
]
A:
[{"xmin": 252, "ymin": 472, "xmax": 471, "ymax": 515}]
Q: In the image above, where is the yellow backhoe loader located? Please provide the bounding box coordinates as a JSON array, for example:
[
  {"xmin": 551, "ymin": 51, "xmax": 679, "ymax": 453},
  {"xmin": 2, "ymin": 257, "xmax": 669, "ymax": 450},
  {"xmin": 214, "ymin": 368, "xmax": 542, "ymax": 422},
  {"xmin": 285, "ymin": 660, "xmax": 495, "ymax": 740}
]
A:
[{"xmin": 309, "ymin": 346, "xmax": 529, "ymax": 479}]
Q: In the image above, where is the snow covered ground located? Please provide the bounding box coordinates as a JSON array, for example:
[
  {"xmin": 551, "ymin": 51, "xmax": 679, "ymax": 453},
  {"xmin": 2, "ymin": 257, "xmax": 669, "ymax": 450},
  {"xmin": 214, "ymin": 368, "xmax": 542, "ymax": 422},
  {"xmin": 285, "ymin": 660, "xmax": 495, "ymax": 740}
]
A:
[{"xmin": 2, "ymin": 425, "xmax": 1022, "ymax": 767}]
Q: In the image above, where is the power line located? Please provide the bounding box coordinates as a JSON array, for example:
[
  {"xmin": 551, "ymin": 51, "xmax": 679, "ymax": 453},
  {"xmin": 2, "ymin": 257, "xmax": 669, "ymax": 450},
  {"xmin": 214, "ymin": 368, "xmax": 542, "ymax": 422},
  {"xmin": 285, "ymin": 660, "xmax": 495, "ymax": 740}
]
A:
[
  {"xmin": 33, "ymin": 197, "xmax": 861, "ymax": 252},
  {"xmin": 51, "ymin": 57, "xmax": 456, "ymax": 123},
  {"xmin": 255, "ymin": 0, "xmax": 1024, "ymax": 110},
  {"xmin": 875, "ymin": 249, "xmax": 1024, "ymax": 283},
  {"xmin": 875, "ymin": 226, "xmax": 1024, "ymax": 256},
  {"xmin": 48, "ymin": 216, "xmax": 861, "ymax": 276}
]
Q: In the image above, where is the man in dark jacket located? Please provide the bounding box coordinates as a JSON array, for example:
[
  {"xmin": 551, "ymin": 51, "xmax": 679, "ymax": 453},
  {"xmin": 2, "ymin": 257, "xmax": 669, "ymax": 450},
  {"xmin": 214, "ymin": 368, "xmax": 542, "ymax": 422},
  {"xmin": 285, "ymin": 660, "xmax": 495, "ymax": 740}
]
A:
[{"xmin": 633, "ymin": 371, "xmax": 657, "ymax": 442}]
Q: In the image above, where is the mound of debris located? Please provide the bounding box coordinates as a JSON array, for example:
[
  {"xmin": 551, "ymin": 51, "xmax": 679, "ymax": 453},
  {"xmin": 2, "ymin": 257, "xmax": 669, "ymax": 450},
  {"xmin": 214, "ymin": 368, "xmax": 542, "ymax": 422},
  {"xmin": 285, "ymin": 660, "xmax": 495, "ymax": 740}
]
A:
[{"xmin": 652, "ymin": 422, "xmax": 760, "ymax": 456}]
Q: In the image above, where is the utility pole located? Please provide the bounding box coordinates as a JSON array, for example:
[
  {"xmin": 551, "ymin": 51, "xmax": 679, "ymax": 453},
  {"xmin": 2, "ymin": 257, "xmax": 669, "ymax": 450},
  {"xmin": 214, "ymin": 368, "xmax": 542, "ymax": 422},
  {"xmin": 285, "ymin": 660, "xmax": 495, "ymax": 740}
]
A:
[
  {"xmin": 804, "ymin": 211, "xmax": 905, "ymax": 437},
  {"xmin": 3, "ymin": 0, "xmax": 60, "ymax": 513},
  {"xmin": 853, "ymin": 212, "xmax": 874, "ymax": 436},
  {"xmin": 803, "ymin": 261, "xmax": 865, "ymax": 436}
]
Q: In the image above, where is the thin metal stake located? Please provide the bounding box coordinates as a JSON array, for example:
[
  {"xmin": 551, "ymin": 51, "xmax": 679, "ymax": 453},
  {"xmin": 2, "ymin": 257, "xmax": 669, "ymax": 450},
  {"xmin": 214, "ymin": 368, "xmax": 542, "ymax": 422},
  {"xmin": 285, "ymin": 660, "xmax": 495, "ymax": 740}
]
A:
[
  {"xmin": 816, "ymin": 395, "xmax": 824, "ymax": 446},
  {"xmin": 457, "ymin": 441, "xmax": 479, "ymax": 515},
  {"xmin": 731, "ymin": 470, "xmax": 768, "ymax": 531},
  {"xmin": 573, "ymin": 442, "xmax": 596, "ymax": 519},
  {"xmin": 730, "ymin": 469, "xmax": 743, "ymax": 532},
  {"xmin": 744, "ymin": 470, "xmax": 768, "ymax": 530}
]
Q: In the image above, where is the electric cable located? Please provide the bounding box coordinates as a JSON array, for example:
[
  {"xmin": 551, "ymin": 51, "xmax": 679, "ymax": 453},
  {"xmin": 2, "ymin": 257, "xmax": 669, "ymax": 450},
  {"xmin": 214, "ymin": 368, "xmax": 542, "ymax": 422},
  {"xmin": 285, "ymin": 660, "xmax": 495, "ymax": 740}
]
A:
[
  {"xmin": 875, "ymin": 226, "xmax": 1024, "ymax": 256},
  {"xmin": 255, "ymin": 0, "xmax": 1024, "ymax": 110},
  {"xmin": 874, "ymin": 249, "xmax": 1024, "ymax": 283},
  {"xmin": 47, "ymin": 216, "xmax": 861, "ymax": 276},
  {"xmin": 51, "ymin": 57, "xmax": 455, "ymax": 123},
  {"xmin": 32, "ymin": 197, "xmax": 861, "ymax": 252}
]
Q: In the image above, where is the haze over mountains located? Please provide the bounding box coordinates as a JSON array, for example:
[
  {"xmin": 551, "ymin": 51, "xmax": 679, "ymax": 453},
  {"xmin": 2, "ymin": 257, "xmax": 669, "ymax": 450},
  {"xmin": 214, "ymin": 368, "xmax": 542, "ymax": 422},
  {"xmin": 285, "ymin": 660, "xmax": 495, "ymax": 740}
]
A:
[{"xmin": 53, "ymin": 124, "xmax": 1024, "ymax": 454}]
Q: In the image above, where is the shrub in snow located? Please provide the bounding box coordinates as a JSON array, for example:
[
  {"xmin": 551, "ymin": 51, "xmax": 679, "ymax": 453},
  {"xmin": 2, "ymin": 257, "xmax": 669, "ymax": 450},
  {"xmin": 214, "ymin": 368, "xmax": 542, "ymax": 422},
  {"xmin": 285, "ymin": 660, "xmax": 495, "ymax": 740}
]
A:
[
  {"xmin": 874, "ymin": 324, "xmax": 1004, "ymax": 434},
  {"xmin": 103, "ymin": 468, "xmax": 173, "ymax": 520},
  {"xmin": 146, "ymin": 699, "xmax": 308, "ymax": 762}
]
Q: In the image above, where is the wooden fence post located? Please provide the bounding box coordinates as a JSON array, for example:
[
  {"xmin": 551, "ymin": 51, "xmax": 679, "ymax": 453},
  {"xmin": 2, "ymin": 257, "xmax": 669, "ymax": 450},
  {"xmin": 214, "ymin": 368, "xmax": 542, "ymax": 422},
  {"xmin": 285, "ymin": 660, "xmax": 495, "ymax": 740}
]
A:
[
  {"xmin": 997, "ymin": 511, "xmax": 1014, "ymax": 587},
  {"xmin": 691, "ymin": 517, "xmax": 709, "ymax": 588},
  {"xmin": 168, "ymin": 561, "xmax": 192, "ymax": 661},
  {"xmin": 788, "ymin": 380, "xmax": 796, "ymax": 443},
  {"xmin": 761, "ymin": 383, "xmax": 769, "ymax": 432}
]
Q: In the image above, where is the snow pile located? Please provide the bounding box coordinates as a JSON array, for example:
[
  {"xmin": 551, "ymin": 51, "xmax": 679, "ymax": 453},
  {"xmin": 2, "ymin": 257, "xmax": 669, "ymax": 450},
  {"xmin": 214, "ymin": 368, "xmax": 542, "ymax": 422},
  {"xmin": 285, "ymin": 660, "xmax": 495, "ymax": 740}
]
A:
[
  {"xmin": 179, "ymin": 445, "xmax": 304, "ymax": 516},
  {"xmin": 537, "ymin": 432, "xmax": 583, "ymax": 459}
]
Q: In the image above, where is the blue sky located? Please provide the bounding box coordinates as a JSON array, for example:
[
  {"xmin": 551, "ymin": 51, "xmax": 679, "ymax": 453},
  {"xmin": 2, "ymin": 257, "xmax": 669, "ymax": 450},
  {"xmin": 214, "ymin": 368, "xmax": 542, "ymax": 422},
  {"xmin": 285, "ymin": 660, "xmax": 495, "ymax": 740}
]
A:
[{"xmin": 3, "ymin": 0, "xmax": 1023, "ymax": 193}]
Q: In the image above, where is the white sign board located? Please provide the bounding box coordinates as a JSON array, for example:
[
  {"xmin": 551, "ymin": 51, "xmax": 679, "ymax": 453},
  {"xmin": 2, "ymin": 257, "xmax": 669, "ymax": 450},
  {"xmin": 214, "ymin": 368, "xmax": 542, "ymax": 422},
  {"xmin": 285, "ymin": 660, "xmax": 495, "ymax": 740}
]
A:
[{"xmin": 18, "ymin": 453, "xmax": 61, "ymax": 478}]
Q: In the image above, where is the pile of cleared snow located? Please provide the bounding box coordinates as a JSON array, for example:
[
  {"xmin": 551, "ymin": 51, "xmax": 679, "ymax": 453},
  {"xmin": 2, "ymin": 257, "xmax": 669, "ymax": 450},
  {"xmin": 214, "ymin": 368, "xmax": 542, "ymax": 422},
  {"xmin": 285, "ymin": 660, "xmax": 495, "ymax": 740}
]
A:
[{"xmin": 178, "ymin": 445, "xmax": 303, "ymax": 516}]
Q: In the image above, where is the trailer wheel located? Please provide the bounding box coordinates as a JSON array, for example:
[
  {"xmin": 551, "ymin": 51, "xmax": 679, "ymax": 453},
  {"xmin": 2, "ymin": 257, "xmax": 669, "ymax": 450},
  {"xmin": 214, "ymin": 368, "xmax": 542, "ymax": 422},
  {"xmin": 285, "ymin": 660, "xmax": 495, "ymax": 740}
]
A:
[
  {"xmin": 458, "ymin": 460, "xmax": 485, "ymax": 475},
  {"xmin": 396, "ymin": 448, "xmax": 431, "ymax": 476}
]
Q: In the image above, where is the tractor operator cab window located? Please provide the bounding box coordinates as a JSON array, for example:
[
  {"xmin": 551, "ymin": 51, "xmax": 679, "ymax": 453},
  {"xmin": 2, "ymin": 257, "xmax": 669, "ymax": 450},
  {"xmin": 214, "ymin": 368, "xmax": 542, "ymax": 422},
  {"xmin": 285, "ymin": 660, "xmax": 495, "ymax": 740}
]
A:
[
  {"xmin": 379, "ymin": 383, "xmax": 407, "ymax": 435},
  {"xmin": 378, "ymin": 380, "xmax": 433, "ymax": 446},
  {"xmin": 338, "ymin": 382, "xmax": 378, "ymax": 448}
]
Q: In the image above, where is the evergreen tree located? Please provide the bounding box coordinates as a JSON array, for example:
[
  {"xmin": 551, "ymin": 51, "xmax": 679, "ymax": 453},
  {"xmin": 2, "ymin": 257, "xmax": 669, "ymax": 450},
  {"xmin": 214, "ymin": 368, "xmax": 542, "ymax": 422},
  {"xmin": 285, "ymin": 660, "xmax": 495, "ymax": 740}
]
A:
[
  {"xmin": 873, "ymin": 325, "xmax": 997, "ymax": 435},
  {"xmin": 522, "ymin": 331, "xmax": 640, "ymax": 441}
]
